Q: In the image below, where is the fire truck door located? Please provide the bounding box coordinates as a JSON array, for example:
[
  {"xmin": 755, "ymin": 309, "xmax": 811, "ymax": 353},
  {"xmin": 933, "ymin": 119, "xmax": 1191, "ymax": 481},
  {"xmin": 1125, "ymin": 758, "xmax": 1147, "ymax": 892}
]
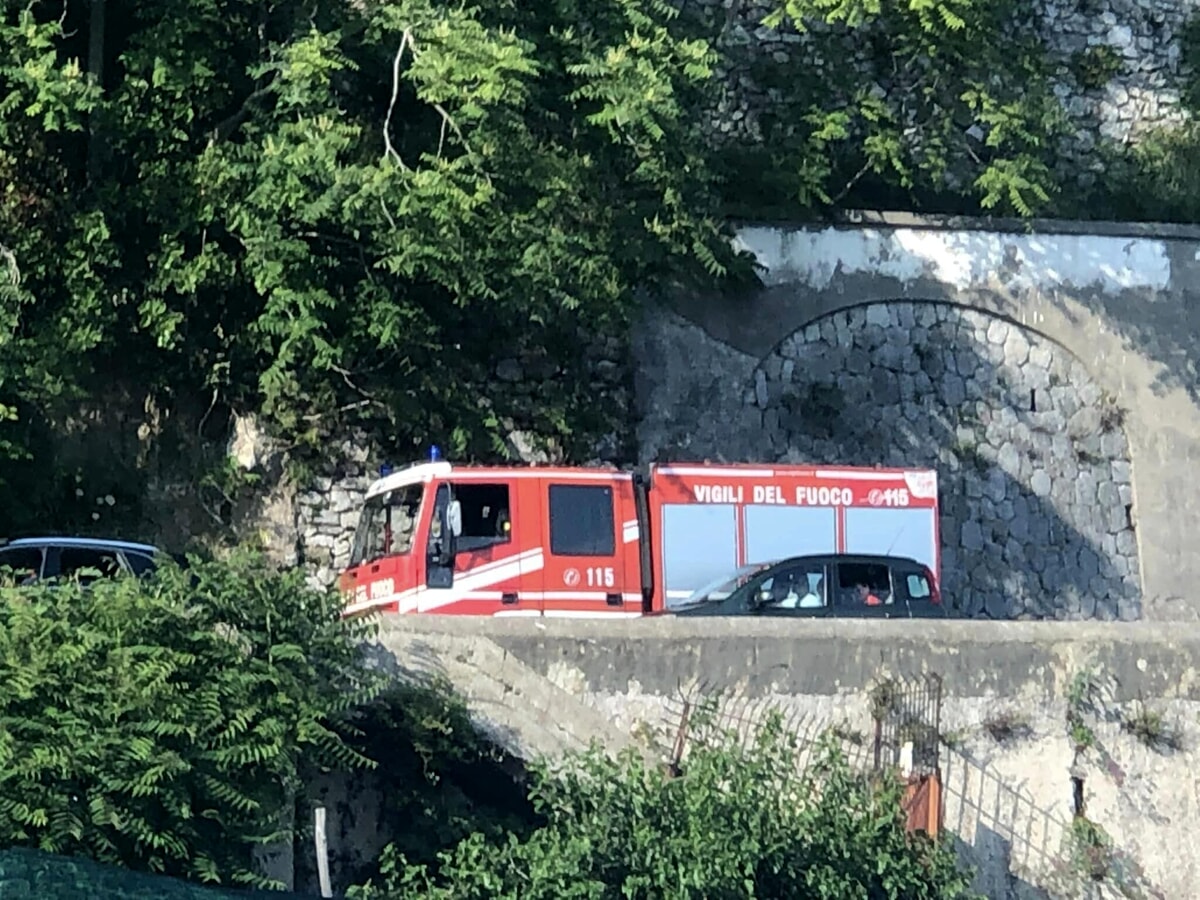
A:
[
  {"xmin": 424, "ymin": 479, "xmax": 524, "ymax": 614},
  {"xmin": 539, "ymin": 480, "xmax": 629, "ymax": 615}
]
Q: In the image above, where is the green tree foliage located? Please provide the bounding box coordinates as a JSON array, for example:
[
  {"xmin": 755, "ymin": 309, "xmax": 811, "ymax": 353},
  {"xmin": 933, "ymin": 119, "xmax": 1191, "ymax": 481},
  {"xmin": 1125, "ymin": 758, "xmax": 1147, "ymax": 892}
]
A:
[
  {"xmin": 348, "ymin": 718, "xmax": 980, "ymax": 899},
  {"xmin": 742, "ymin": 0, "xmax": 1065, "ymax": 218},
  {"xmin": 0, "ymin": 0, "xmax": 739, "ymax": 478},
  {"xmin": 0, "ymin": 552, "xmax": 383, "ymax": 888},
  {"xmin": 0, "ymin": 3, "xmax": 101, "ymax": 446},
  {"xmin": 4, "ymin": 0, "xmax": 1200, "ymax": 528},
  {"xmin": 291, "ymin": 677, "xmax": 539, "ymax": 890}
]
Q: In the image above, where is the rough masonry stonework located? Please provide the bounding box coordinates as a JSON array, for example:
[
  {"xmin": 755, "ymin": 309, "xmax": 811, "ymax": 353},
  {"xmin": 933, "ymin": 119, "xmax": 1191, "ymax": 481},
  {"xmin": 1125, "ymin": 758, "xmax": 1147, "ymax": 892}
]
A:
[
  {"xmin": 295, "ymin": 440, "xmax": 375, "ymax": 590},
  {"xmin": 636, "ymin": 214, "xmax": 1200, "ymax": 622},
  {"xmin": 749, "ymin": 301, "xmax": 1141, "ymax": 619},
  {"xmin": 697, "ymin": 0, "xmax": 1197, "ymax": 181}
]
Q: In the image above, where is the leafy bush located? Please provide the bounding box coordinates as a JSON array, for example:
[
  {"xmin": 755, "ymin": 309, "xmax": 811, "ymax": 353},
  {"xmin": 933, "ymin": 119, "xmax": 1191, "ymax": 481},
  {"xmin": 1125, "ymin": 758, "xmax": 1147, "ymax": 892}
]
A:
[
  {"xmin": 348, "ymin": 717, "xmax": 980, "ymax": 899},
  {"xmin": 0, "ymin": 552, "xmax": 383, "ymax": 888},
  {"xmin": 294, "ymin": 677, "xmax": 540, "ymax": 891}
]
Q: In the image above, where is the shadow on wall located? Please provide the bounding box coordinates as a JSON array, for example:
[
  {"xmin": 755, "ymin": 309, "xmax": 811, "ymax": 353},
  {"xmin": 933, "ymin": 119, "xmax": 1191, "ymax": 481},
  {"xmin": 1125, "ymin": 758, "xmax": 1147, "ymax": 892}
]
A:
[
  {"xmin": 942, "ymin": 743, "xmax": 1170, "ymax": 900},
  {"xmin": 295, "ymin": 640, "xmax": 537, "ymax": 896},
  {"xmin": 0, "ymin": 387, "xmax": 260, "ymax": 554},
  {"xmin": 745, "ymin": 301, "xmax": 1139, "ymax": 620},
  {"xmin": 943, "ymin": 748, "xmax": 1065, "ymax": 900}
]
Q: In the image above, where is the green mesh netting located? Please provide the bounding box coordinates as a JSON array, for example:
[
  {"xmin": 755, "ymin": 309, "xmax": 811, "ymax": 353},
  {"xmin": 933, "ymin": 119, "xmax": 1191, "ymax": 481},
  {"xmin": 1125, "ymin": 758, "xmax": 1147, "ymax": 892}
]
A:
[{"xmin": 0, "ymin": 848, "xmax": 322, "ymax": 899}]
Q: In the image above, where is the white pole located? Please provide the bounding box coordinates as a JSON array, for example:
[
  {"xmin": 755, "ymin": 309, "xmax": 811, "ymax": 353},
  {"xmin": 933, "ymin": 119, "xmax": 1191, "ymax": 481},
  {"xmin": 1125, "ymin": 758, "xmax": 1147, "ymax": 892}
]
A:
[{"xmin": 314, "ymin": 805, "xmax": 332, "ymax": 898}]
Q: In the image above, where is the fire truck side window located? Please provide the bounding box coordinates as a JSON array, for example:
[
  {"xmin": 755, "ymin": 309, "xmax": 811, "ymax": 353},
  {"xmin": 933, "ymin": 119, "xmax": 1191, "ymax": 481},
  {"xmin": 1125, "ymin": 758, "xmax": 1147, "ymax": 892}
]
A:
[
  {"xmin": 548, "ymin": 485, "xmax": 615, "ymax": 556},
  {"xmin": 453, "ymin": 483, "xmax": 512, "ymax": 551}
]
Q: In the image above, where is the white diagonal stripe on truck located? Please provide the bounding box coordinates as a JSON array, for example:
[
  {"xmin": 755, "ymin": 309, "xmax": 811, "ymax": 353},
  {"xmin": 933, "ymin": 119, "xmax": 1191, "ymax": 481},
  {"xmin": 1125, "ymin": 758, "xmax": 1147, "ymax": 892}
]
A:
[
  {"xmin": 410, "ymin": 551, "xmax": 546, "ymax": 613},
  {"xmin": 343, "ymin": 548, "xmax": 544, "ymax": 615},
  {"xmin": 622, "ymin": 521, "xmax": 640, "ymax": 543}
]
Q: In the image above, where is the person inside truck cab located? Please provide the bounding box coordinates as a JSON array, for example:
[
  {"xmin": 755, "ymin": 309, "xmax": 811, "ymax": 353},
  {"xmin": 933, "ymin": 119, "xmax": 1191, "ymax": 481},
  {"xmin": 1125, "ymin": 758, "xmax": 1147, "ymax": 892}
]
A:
[{"xmin": 495, "ymin": 508, "xmax": 511, "ymax": 539}]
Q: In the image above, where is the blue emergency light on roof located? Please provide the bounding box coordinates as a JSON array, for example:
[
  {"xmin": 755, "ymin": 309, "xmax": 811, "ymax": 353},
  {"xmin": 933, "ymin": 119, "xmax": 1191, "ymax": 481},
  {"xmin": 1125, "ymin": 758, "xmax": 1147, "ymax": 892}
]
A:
[
  {"xmin": 429, "ymin": 445, "xmax": 442, "ymax": 462},
  {"xmin": 379, "ymin": 463, "xmax": 393, "ymax": 477}
]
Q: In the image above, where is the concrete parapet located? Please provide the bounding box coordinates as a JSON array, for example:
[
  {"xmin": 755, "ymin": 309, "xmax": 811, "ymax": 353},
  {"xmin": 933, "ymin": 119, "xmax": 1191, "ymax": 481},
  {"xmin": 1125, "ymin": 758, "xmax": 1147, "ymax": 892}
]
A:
[
  {"xmin": 374, "ymin": 616, "xmax": 1200, "ymax": 897},
  {"xmin": 377, "ymin": 616, "xmax": 1200, "ymax": 701}
]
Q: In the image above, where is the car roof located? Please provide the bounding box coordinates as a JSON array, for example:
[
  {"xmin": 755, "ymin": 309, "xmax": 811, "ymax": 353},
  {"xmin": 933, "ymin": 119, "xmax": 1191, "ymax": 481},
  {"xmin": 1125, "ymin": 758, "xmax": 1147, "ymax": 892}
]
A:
[
  {"xmin": 766, "ymin": 553, "xmax": 927, "ymax": 569},
  {"xmin": 1, "ymin": 537, "xmax": 161, "ymax": 554}
]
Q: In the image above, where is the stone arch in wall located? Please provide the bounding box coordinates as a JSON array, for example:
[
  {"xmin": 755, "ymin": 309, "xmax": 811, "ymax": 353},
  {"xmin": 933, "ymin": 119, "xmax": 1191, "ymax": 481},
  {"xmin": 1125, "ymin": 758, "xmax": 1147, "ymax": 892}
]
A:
[{"xmin": 745, "ymin": 300, "xmax": 1141, "ymax": 620}]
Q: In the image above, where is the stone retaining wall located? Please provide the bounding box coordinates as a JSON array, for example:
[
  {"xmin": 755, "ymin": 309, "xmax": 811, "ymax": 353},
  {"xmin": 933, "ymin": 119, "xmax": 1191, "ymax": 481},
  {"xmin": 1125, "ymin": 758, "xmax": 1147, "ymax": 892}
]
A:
[
  {"xmin": 747, "ymin": 302, "xmax": 1141, "ymax": 620},
  {"xmin": 293, "ymin": 302, "xmax": 1144, "ymax": 621},
  {"xmin": 696, "ymin": 0, "xmax": 1197, "ymax": 181}
]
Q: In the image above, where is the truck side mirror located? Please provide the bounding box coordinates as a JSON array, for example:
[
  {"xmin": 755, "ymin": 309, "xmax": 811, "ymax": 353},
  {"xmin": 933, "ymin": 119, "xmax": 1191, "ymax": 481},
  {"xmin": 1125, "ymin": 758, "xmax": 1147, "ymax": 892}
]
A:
[{"xmin": 433, "ymin": 499, "xmax": 461, "ymax": 567}]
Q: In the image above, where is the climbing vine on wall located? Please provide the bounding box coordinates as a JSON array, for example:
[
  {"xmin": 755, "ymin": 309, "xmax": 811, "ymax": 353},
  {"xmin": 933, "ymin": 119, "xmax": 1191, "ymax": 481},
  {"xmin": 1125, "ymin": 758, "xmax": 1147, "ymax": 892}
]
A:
[{"xmin": 709, "ymin": 2, "xmax": 1200, "ymax": 225}]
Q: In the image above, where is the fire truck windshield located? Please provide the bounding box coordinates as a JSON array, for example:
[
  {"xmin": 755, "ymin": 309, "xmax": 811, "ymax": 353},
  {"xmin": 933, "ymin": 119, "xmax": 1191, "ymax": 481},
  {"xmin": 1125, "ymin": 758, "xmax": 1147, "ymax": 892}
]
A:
[{"xmin": 349, "ymin": 484, "xmax": 424, "ymax": 567}]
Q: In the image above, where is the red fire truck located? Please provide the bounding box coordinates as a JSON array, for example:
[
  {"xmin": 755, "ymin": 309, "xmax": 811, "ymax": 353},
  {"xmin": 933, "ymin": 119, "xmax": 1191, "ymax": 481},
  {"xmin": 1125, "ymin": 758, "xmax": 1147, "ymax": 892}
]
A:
[{"xmin": 339, "ymin": 453, "xmax": 941, "ymax": 618}]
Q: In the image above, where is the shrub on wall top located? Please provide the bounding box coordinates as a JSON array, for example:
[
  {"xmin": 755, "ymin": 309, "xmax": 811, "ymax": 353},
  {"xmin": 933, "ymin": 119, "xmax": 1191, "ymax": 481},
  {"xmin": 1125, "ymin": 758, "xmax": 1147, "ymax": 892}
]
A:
[{"xmin": 348, "ymin": 717, "xmax": 981, "ymax": 899}]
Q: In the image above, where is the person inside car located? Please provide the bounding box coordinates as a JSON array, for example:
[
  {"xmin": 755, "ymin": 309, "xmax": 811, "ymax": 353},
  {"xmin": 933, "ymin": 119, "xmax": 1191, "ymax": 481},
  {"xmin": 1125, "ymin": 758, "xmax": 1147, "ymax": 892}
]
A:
[
  {"xmin": 797, "ymin": 575, "xmax": 824, "ymax": 608},
  {"xmin": 856, "ymin": 582, "xmax": 884, "ymax": 606},
  {"xmin": 768, "ymin": 572, "xmax": 825, "ymax": 609}
]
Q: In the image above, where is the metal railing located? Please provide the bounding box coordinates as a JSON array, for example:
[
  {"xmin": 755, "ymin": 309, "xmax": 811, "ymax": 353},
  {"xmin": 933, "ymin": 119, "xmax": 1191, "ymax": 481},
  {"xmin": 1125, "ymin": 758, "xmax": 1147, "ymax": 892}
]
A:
[{"xmin": 869, "ymin": 673, "xmax": 943, "ymax": 776}]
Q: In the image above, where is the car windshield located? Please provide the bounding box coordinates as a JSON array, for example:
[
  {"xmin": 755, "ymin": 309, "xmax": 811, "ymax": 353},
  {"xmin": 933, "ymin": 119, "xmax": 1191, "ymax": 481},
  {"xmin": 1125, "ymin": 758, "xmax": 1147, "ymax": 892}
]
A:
[
  {"xmin": 349, "ymin": 484, "xmax": 424, "ymax": 567},
  {"xmin": 675, "ymin": 563, "xmax": 774, "ymax": 608}
]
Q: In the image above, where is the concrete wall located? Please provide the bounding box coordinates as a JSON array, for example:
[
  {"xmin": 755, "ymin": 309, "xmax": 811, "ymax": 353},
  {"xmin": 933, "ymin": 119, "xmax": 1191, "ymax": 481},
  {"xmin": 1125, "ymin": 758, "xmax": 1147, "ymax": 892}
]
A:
[
  {"xmin": 375, "ymin": 615, "xmax": 1200, "ymax": 900},
  {"xmin": 635, "ymin": 212, "xmax": 1200, "ymax": 623}
]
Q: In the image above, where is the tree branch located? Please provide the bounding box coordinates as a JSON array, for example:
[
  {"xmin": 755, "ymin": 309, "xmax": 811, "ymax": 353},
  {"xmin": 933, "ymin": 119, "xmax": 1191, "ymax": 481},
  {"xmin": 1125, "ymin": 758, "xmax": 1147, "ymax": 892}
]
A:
[
  {"xmin": 831, "ymin": 160, "xmax": 872, "ymax": 205},
  {"xmin": 300, "ymin": 398, "xmax": 382, "ymax": 423},
  {"xmin": 383, "ymin": 30, "xmax": 413, "ymax": 171},
  {"xmin": 330, "ymin": 363, "xmax": 379, "ymax": 400},
  {"xmin": 86, "ymin": 0, "xmax": 107, "ymax": 183},
  {"xmin": 208, "ymin": 18, "xmax": 375, "ymax": 146},
  {"xmin": 207, "ymin": 81, "xmax": 276, "ymax": 145},
  {"xmin": 384, "ymin": 28, "xmax": 489, "ymax": 182}
]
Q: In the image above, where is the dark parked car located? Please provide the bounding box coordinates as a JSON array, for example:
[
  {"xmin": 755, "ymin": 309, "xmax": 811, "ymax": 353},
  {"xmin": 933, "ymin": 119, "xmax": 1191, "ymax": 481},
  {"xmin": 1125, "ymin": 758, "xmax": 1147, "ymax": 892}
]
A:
[
  {"xmin": 672, "ymin": 553, "xmax": 951, "ymax": 619},
  {"xmin": 0, "ymin": 537, "xmax": 169, "ymax": 585}
]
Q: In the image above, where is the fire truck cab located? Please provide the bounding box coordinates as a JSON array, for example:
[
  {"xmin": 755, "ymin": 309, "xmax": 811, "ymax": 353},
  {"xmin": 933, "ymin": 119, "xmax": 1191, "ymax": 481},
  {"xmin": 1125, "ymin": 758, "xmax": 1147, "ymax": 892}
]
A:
[
  {"xmin": 340, "ymin": 455, "xmax": 941, "ymax": 619},
  {"xmin": 341, "ymin": 458, "xmax": 643, "ymax": 617}
]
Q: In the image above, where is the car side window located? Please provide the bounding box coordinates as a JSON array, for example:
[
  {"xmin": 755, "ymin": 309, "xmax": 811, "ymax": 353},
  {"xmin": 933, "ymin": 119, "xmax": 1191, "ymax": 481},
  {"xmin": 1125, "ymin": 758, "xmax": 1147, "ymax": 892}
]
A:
[
  {"xmin": 124, "ymin": 551, "xmax": 158, "ymax": 577},
  {"xmin": 0, "ymin": 547, "xmax": 43, "ymax": 582},
  {"xmin": 833, "ymin": 562, "xmax": 894, "ymax": 607},
  {"xmin": 56, "ymin": 547, "xmax": 123, "ymax": 584},
  {"xmin": 757, "ymin": 564, "xmax": 828, "ymax": 610},
  {"xmin": 903, "ymin": 571, "xmax": 932, "ymax": 601}
]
